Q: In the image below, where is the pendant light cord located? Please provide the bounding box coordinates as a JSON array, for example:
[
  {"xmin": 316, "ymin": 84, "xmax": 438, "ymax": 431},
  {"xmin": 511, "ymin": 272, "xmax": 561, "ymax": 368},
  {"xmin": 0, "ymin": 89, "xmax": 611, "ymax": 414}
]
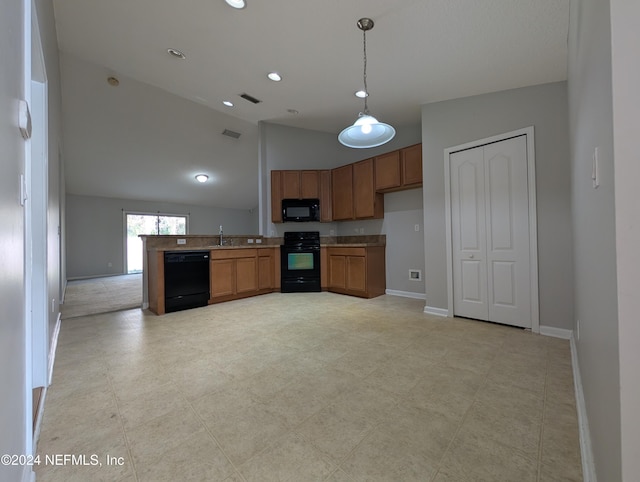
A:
[{"xmin": 362, "ymin": 28, "xmax": 369, "ymax": 115}]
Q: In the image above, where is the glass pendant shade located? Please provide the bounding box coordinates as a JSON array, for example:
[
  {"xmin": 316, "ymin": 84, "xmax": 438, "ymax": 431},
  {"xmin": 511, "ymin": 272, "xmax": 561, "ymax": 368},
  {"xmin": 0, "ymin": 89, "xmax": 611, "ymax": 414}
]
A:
[{"xmin": 338, "ymin": 114, "xmax": 396, "ymax": 148}]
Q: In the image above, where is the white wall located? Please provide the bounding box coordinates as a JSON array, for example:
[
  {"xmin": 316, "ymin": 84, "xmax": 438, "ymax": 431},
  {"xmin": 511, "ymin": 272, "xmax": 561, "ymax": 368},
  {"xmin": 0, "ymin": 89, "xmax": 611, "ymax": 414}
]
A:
[
  {"xmin": 60, "ymin": 53, "xmax": 259, "ymax": 210},
  {"xmin": 0, "ymin": 1, "xmax": 28, "ymax": 480},
  {"xmin": 259, "ymin": 122, "xmax": 425, "ymax": 294},
  {"xmin": 610, "ymin": 1, "xmax": 640, "ymax": 478},
  {"xmin": 421, "ymin": 81, "xmax": 573, "ymax": 330},
  {"xmin": 567, "ymin": 0, "xmax": 621, "ymax": 479},
  {"xmin": 66, "ymin": 194, "xmax": 258, "ymax": 278}
]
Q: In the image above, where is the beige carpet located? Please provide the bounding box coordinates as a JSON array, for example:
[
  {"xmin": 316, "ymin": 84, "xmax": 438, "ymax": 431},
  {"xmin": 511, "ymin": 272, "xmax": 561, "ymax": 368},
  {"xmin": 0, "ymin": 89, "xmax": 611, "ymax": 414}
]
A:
[{"xmin": 61, "ymin": 273, "xmax": 142, "ymax": 319}]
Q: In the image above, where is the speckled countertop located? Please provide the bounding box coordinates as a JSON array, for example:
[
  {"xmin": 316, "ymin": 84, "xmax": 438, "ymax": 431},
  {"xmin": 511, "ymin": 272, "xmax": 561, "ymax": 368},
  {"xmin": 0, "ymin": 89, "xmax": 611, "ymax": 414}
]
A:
[{"xmin": 141, "ymin": 234, "xmax": 385, "ymax": 251}]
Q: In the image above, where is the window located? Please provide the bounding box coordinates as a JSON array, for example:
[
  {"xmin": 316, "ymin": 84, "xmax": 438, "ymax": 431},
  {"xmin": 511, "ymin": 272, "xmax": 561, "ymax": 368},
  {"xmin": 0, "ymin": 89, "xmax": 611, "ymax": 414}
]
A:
[{"xmin": 125, "ymin": 212, "xmax": 188, "ymax": 273}]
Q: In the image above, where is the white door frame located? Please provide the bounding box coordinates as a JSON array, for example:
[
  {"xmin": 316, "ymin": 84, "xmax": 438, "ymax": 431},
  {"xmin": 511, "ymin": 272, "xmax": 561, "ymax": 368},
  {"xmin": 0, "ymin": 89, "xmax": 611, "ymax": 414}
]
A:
[
  {"xmin": 23, "ymin": 0, "xmax": 50, "ymax": 464},
  {"xmin": 444, "ymin": 126, "xmax": 540, "ymax": 333}
]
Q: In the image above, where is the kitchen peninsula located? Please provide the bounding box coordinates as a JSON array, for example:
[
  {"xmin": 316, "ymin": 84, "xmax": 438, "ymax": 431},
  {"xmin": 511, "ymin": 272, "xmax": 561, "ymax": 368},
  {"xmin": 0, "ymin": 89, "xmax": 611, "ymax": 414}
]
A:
[{"xmin": 141, "ymin": 234, "xmax": 386, "ymax": 315}]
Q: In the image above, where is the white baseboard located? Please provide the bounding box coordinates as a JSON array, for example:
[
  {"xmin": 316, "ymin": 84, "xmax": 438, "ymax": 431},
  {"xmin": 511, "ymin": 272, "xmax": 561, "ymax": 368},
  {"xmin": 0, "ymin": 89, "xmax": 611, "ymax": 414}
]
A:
[
  {"xmin": 423, "ymin": 305, "xmax": 449, "ymax": 317},
  {"xmin": 142, "ymin": 302, "xmax": 149, "ymax": 310},
  {"xmin": 539, "ymin": 325, "xmax": 573, "ymax": 339},
  {"xmin": 570, "ymin": 335, "xmax": 597, "ymax": 482},
  {"xmin": 385, "ymin": 289, "xmax": 426, "ymax": 300}
]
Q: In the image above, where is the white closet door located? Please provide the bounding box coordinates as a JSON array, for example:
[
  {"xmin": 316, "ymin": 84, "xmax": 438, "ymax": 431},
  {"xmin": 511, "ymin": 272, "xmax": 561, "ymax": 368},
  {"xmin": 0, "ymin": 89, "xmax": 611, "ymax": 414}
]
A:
[
  {"xmin": 484, "ymin": 136, "xmax": 530, "ymax": 327},
  {"xmin": 450, "ymin": 146, "xmax": 488, "ymax": 321},
  {"xmin": 450, "ymin": 135, "xmax": 531, "ymax": 328}
]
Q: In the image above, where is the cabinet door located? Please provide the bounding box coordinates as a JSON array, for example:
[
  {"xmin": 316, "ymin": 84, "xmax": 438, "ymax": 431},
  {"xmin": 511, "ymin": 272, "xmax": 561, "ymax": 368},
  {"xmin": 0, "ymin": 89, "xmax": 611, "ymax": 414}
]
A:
[
  {"xmin": 346, "ymin": 256, "xmax": 367, "ymax": 294},
  {"xmin": 375, "ymin": 151, "xmax": 401, "ymax": 191},
  {"xmin": 258, "ymin": 254, "xmax": 273, "ymax": 290},
  {"xmin": 328, "ymin": 255, "xmax": 346, "ymax": 289},
  {"xmin": 401, "ymin": 144, "xmax": 423, "ymax": 186},
  {"xmin": 331, "ymin": 164, "xmax": 354, "ymax": 220},
  {"xmin": 211, "ymin": 259, "xmax": 234, "ymax": 298},
  {"xmin": 319, "ymin": 170, "xmax": 332, "ymax": 222},
  {"xmin": 353, "ymin": 158, "xmax": 383, "ymax": 219},
  {"xmin": 271, "ymin": 171, "xmax": 283, "ymax": 223},
  {"xmin": 300, "ymin": 171, "xmax": 320, "ymax": 199},
  {"xmin": 236, "ymin": 257, "xmax": 258, "ymax": 293},
  {"xmin": 282, "ymin": 171, "xmax": 301, "ymax": 199}
]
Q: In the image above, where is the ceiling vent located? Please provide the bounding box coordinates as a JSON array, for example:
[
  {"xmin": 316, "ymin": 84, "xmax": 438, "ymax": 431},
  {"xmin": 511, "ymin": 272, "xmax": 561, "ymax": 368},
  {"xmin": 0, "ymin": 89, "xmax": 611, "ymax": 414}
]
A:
[
  {"xmin": 222, "ymin": 129, "xmax": 241, "ymax": 139},
  {"xmin": 239, "ymin": 93, "xmax": 262, "ymax": 104}
]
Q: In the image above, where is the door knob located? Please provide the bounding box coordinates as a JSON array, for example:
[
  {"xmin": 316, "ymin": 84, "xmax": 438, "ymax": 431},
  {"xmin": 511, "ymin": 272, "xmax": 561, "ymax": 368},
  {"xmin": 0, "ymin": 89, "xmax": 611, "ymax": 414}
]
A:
[{"xmin": 469, "ymin": 254, "xmax": 474, "ymax": 259}]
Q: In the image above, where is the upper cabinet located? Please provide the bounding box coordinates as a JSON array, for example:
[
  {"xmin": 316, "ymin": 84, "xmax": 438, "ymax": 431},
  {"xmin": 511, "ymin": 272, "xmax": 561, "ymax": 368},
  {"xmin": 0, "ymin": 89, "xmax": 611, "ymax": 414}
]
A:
[
  {"xmin": 375, "ymin": 143, "xmax": 423, "ymax": 192},
  {"xmin": 353, "ymin": 158, "xmax": 384, "ymax": 219},
  {"xmin": 270, "ymin": 143, "xmax": 421, "ymax": 223},
  {"xmin": 331, "ymin": 159, "xmax": 383, "ymax": 221},
  {"xmin": 271, "ymin": 170, "xmax": 331, "ymax": 223},
  {"xmin": 331, "ymin": 164, "xmax": 354, "ymax": 221}
]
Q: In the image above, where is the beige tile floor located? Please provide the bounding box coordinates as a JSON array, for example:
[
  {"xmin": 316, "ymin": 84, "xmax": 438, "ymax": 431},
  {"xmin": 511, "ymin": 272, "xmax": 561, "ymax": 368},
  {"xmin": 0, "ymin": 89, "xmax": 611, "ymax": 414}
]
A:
[{"xmin": 36, "ymin": 292, "xmax": 583, "ymax": 481}]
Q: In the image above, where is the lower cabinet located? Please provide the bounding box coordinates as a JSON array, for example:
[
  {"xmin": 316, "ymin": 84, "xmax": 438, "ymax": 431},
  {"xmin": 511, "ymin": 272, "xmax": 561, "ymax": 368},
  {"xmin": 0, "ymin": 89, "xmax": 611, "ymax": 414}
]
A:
[
  {"xmin": 326, "ymin": 246, "xmax": 385, "ymax": 298},
  {"xmin": 210, "ymin": 248, "xmax": 277, "ymax": 304},
  {"xmin": 258, "ymin": 250, "xmax": 276, "ymax": 291}
]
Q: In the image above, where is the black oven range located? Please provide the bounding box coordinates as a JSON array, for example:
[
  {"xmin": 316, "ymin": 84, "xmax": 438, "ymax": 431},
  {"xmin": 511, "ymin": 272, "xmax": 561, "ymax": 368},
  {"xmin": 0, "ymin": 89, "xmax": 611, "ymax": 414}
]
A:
[{"xmin": 280, "ymin": 231, "xmax": 321, "ymax": 293}]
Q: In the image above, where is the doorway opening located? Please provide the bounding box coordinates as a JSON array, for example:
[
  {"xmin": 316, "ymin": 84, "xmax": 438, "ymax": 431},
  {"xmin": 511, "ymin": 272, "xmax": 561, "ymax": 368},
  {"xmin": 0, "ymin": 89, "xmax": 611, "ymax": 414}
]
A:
[{"xmin": 125, "ymin": 212, "xmax": 188, "ymax": 273}]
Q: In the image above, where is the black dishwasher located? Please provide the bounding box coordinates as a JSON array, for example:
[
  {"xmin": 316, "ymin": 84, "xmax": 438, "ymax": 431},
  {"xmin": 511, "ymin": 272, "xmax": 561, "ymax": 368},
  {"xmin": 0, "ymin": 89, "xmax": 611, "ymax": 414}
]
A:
[{"xmin": 164, "ymin": 251, "xmax": 210, "ymax": 313}]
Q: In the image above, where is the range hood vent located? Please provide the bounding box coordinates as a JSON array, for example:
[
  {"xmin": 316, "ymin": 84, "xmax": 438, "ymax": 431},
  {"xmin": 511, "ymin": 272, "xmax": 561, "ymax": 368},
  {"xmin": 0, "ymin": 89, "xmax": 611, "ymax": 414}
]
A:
[
  {"xmin": 222, "ymin": 129, "xmax": 241, "ymax": 139},
  {"xmin": 239, "ymin": 93, "xmax": 262, "ymax": 104}
]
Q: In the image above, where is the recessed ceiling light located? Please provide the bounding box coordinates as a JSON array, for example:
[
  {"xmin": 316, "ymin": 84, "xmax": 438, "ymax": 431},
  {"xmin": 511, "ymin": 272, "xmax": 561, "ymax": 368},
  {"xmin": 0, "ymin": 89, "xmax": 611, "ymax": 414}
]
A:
[
  {"xmin": 107, "ymin": 76, "xmax": 120, "ymax": 87},
  {"xmin": 267, "ymin": 72, "xmax": 282, "ymax": 82},
  {"xmin": 355, "ymin": 90, "xmax": 368, "ymax": 98},
  {"xmin": 287, "ymin": 109, "xmax": 299, "ymax": 115},
  {"xmin": 225, "ymin": 0, "xmax": 246, "ymax": 9},
  {"xmin": 222, "ymin": 100, "xmax": 234, "ymax": 107},
  {"xmin": 195, "ymin": 174, "xmax": 209, "ymax": 183},
  {"xmin": 167, "ymin": 48, "xmax": 186, "ymax": 59}
]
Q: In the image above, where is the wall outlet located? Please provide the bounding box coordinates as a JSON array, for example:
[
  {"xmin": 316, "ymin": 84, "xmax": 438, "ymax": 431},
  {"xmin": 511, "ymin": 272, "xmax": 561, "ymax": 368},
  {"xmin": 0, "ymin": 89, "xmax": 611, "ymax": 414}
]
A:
[
  {"xmin": 177, "ymin": 238, "xmax": 186, "ymax": 245},
  {"xmin": 255, "ymin": 238, "xmax": 262, "ymax": 244},
  {"xmin": 359, "ymin": 227, "xmax": 364, "ymax": 234},
  {"xmin": 107, "ymin": 261, "xmax": 112, "ymax": 268},
  {"xmin": 330, "ymin": 229, "xmax": 335, "ymax": 236},
  {"xmin": 414, "ymin": 224, "xmax": 420, "ymax": 232},
  {"xmin": 247, "ymin": 238, "xmax": 254, "ymax": 243}
]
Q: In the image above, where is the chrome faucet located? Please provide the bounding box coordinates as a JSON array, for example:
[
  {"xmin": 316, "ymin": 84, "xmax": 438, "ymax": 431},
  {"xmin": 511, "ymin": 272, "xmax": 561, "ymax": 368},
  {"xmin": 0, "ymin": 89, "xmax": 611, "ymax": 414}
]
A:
[{"xmin": 219, "ymin": 225, "xmax": 223, "ymax": 246}]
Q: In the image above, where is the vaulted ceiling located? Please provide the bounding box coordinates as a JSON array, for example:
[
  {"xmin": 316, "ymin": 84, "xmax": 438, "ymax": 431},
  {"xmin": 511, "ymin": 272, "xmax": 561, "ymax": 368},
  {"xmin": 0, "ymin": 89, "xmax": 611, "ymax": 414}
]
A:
[{"xmin": 53, "ymin": 0, "xmax": 569, "ymax": 208}]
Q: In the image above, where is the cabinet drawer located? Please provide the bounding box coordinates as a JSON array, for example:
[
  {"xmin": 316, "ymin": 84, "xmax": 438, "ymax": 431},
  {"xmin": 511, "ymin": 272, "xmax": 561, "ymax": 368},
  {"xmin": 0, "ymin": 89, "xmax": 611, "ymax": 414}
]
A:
[
  {"xmin": 326, "ymin": 247, "xmax": 366, "ymax": 257},
  {"xmin": 210, "ymin": 248, "xmax": 257, "ymax": 259}
]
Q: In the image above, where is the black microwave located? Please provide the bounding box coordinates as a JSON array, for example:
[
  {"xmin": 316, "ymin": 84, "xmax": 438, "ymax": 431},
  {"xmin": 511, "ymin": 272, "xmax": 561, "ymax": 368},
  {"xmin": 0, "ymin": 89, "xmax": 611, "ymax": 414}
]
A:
[{"xmin": 282, "ymin": 199, "xmax": 320, "ymax": 222}]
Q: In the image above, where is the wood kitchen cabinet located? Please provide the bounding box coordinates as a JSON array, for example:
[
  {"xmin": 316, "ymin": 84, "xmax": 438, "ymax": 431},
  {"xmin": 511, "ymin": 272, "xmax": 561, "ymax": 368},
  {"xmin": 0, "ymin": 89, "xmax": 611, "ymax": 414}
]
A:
[
  {"xmin": 319, "ymin": 170, "xmax": 332, "ymax": 222},
  {"xmin": 258, "ymin": 249, "xmax": 276, "ymax": 291},
  {"xmin": 210, "ymin": 249, "xmax": 258, "ymax": 302},
  {"xmin": 282, "ymin": 170, "xmax": 301, "ymax": 199},
  {"xmin": 332, "ymin": 160, "xmax": 383, "ymax": 221},
  {"xmin": 331, "ymin": 164, "xmax": 354, "ymax": 220},
  {"xmin": 374, "ymin": 143, "xmax": 422, "ymax": 192},
  {"xmin": 326, "ymin": 246, "xmax": 385, "ymax": 298},
  {"xmin": 353, "ymin": 158, "xmax": 384, "ymax": 219},
  {"xmin": 271, "ymin": 170, "xmax": 331, "ymax": 223}
]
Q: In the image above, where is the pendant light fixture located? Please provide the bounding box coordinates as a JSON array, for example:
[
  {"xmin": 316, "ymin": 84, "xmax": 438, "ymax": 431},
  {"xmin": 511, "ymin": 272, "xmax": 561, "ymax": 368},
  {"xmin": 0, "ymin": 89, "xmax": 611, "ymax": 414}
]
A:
[{"xmin": 338, "ymin": 18, "xmax": 395, "ymax": 149}]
